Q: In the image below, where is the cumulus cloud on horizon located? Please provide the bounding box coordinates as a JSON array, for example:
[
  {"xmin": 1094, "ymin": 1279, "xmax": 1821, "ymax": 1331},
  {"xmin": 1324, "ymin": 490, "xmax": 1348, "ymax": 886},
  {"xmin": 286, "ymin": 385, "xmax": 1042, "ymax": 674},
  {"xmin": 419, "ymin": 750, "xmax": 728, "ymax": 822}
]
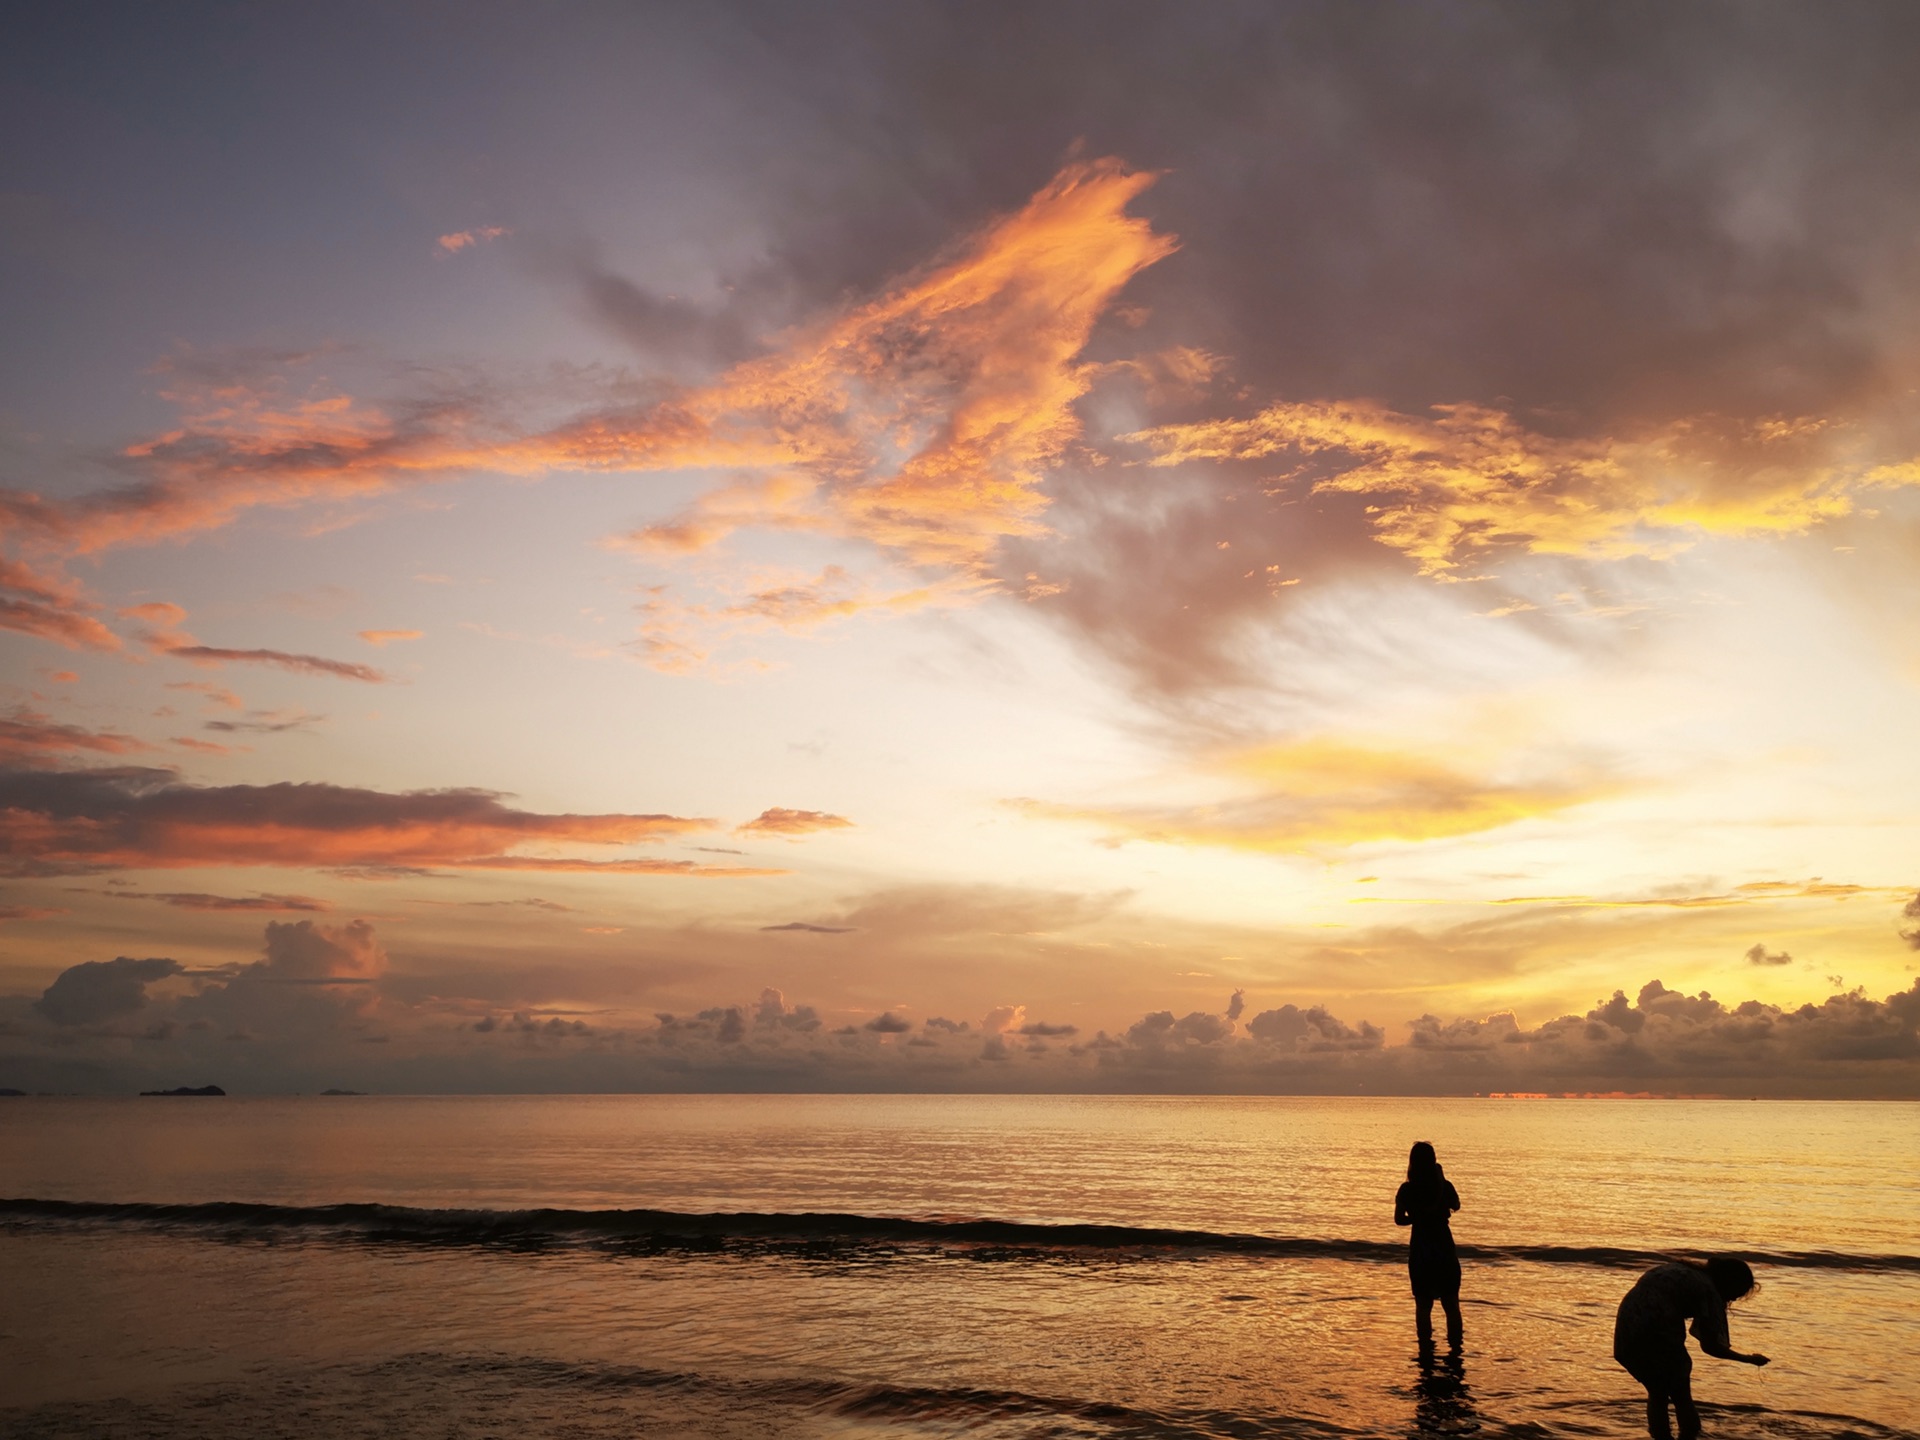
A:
[{"xmin": 7, "ymin": 945, "xmax": 1918, "ymax": 1098}]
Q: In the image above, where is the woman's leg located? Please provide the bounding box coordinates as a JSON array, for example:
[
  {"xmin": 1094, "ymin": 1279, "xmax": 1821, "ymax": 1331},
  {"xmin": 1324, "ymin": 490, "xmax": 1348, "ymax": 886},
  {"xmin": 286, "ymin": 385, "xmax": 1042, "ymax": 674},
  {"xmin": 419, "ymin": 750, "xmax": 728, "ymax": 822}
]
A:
[
  {"xmin": 1643, "ymin": 1387, "xmax": 1673, "ymax": 1440},
  {"xmin": 1440, "ymin": 1293, "xmax": 1464, "ymax": 1348},
  {"xmin": 1672, "ymin": 1374, "xmax": 1700, "ymax": 1440},
  {"xmin": 1415, "ymin": 1295, "xmax": 1434, "ymax": 1344}
]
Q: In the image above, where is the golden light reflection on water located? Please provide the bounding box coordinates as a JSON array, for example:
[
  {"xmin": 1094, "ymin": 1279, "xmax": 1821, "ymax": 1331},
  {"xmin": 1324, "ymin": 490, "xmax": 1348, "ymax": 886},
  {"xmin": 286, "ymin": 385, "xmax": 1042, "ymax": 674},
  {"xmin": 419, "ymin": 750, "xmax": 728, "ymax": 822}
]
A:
[{"xmin": 0, "ymin": 1096, "xmax": 1914, "ymax": 1438}]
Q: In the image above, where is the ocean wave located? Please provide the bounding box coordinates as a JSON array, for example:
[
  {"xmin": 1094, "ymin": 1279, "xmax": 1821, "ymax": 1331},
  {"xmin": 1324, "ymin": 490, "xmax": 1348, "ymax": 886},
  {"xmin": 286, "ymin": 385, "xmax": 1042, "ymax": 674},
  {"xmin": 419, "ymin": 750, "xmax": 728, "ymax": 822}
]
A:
[
  {"xmin": 4, "ymin": 1197, "xmax": 1916, "ymax": 1274},
  {"xmin": 8, "ymin": 1348, "xmax": 1912, "ymax": 1440}
]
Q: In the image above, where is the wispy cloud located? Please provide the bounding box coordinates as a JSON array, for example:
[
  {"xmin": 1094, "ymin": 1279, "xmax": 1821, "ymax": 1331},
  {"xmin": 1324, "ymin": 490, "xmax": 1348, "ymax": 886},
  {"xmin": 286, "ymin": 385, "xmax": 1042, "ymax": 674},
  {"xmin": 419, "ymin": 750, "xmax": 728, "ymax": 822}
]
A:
[
  {"xmin": 357, "ymin": 629, "xmax": 422, "ymax": 646},
  {"xmin": 165, "ymin": 644, "xmax": 387, "ymax": 682},
  {"xmin": 96, "ymin": 889, "xmax": 334, "ymax": 912},
  {"xmin": 0, "ymin": 557, "xmax": 121, "ymax": 651},
  {"xmin": 0, "ymin": 708, "xmax": 152, "ymax": 765},
  {"xmin": 123, "ymin": 601, "xmax": 388, "ymax": 682},
  {"xmin": 1016, "ymin": 738, "xmax": 1617, "ymax": 854}
]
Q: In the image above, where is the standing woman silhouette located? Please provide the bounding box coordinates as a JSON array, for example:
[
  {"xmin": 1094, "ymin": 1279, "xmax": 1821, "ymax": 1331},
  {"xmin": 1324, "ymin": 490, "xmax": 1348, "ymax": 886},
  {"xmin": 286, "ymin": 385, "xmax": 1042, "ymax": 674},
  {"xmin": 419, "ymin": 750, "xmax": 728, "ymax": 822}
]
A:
[{"xmin": 1394, "ymin": 1141, "xmax": 1463, "ymax": 1349}]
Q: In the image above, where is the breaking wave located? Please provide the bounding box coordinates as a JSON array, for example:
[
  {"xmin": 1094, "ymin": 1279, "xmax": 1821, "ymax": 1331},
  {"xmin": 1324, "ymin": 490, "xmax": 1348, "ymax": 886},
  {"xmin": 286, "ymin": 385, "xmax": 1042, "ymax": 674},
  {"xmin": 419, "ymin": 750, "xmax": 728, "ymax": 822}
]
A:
[{"xmin": 5, "ymin": 1197, "xmax": 1916, "ymax": 1273}]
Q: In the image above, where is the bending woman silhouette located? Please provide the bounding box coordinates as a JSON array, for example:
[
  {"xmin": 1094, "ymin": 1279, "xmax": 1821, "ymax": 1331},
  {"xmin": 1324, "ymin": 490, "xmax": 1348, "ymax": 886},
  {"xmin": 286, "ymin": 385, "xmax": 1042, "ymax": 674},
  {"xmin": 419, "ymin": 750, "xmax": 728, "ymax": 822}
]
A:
[
  {"xmin": 1393, "ymin": 1140, "xmax": 1462, "ymax": 1348},
  {"xmin": 1614, "ymin": 1257, "xmax": 1769, "ymax": 1440}
]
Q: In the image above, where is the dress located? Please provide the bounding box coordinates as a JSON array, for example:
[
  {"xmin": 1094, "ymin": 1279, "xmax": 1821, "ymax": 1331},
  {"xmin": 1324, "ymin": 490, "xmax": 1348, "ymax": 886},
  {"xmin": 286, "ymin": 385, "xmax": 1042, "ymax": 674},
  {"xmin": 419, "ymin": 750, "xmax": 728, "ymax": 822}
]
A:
[
  {"xmin": 1394, "ymin": 1175, "xmax": 1461, "ymax": 1301},
  {"xmin": 1613, "ymin": 1262, "xmax": 1730, "ymax": 1392}
]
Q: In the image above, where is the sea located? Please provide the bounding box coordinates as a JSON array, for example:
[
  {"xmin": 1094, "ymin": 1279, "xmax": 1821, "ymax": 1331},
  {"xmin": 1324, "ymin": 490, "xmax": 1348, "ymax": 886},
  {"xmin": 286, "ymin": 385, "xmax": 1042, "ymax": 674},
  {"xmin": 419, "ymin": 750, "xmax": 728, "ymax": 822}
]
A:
[{"xmin": 1, "ymin": 1095, "xmax": 1914, "ymax": 1439}]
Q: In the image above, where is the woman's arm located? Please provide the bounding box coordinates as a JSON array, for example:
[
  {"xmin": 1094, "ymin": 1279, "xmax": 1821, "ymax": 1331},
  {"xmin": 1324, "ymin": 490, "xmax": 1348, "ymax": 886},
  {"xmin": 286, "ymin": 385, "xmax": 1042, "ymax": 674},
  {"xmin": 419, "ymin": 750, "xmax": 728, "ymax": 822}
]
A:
[
  {"xmin": 1394, "ymin": 1184, "xmax": 1413, "ymax": 1227},
  {"xmin": 1693, "ymin": 1307, "xmax": 1767, "ymax": 1365}
]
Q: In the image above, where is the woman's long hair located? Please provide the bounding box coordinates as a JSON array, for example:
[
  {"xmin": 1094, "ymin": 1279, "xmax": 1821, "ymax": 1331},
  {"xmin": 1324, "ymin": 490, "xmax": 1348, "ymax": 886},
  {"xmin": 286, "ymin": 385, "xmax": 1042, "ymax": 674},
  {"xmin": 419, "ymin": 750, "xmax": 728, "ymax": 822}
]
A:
[
  {"xmin": 1406, "ymin": 1140, "xmax": 1443, "ymax": 1185},
  {"xmin": 1704, "ymin": 1256, "xmax": 1757, "ymax": 1303}
]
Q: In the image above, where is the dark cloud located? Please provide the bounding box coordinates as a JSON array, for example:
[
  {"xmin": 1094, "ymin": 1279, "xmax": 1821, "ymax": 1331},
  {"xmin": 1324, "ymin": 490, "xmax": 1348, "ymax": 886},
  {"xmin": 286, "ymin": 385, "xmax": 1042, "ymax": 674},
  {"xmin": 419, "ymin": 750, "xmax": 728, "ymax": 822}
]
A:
[
  {"xmin": 6, "ymin": 965, "xmax": 1919, "ymax": 1096},
  {"xmin": 204, "ymin": 710, "xmax": 324, "ymax": 735},
  {"xmin": 760, "ymin": 921, "xmax": 857, "ymax": 933},
  {"xmin": 1901, "ymin": 892, "xmax": 1920, "ymax": 950},
  {"xmin": 99, "ymin": 890, "xmax": 332, "ymax": 912},
  {"xmin": 0, "ymin": 763, "xmax": 761, "ymax": 875},
  {"xmin": 677, "ymin": 4, "xmax": 1920, "ymax": 699},
  {"xmin": 1017, "ymin": 1020, "xmax": 1078, "ymax": 1038},
  {"xmin": 1126, "ymin": 1010, "xmax": 1236, "ymax": 1047},
  {"xmin": 1247, "ymin": 1004, "xmax": 1388, "ymax": 1053},
  {"xmin": 655, "ymin": 1006, "xmax": 747, "ymax": 1044},
  {"xmin": 163, "ymin": 645, "xmax": 386, "ymax": 683},
  {"xmin": 255, "ymin": 919, "xmax": 384, "ymax": 982},
  {"xmin": 168, "ymin": 920, "xmax": 390, "ymax": 1040},
  {"xmin": 538, "ymin": 237, "xmax": 759, "ymax": 370},
  {"xmin": 1746, "ymin": 942, "xmax": 1793, "ymax": 966},
  {"xmin": 731, "ymin": 3, "xmax": 1920, "ymax": 428},
  {"xmin": 35, "ymin": 956, "xmax": 182, "ymax": 1026}
]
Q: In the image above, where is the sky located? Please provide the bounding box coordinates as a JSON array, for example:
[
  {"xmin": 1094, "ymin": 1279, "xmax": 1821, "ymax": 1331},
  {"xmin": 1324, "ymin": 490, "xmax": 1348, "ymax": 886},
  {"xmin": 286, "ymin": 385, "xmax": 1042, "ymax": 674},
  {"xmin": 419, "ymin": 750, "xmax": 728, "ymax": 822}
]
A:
[{"xmin": 2, "ymin": 2, "xmax": 1918, "ymax": 1095}]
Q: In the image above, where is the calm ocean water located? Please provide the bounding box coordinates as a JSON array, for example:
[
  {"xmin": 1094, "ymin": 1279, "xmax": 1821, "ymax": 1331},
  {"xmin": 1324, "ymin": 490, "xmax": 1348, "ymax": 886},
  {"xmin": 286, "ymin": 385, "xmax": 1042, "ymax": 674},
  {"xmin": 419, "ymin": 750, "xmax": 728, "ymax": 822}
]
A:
[{"xmin": 1, "ymin": 1095, "xmax": 1914, "ymax": 1439}]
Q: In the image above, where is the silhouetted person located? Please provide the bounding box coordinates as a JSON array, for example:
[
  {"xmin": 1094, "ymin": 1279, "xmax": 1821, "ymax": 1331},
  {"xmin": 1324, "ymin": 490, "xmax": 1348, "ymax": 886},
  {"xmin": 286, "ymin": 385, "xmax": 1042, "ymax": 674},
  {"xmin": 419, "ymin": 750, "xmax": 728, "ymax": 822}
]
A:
[
  {"xmin": 1394, "ymin": 1140, "xmax": 1462, "ymax": 1349},
  {"xmin": 1614, "ymin": 1257, "xmax": 1769, "ymax": 1440}
]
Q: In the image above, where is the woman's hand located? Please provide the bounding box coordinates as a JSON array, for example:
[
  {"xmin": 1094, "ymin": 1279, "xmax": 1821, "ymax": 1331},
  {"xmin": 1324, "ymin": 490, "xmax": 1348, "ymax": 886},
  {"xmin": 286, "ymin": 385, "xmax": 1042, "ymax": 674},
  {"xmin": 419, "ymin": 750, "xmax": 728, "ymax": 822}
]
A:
[{"xmin": 1743, "ymin": 1352, "xmax": 1770, "ymax": 1367}]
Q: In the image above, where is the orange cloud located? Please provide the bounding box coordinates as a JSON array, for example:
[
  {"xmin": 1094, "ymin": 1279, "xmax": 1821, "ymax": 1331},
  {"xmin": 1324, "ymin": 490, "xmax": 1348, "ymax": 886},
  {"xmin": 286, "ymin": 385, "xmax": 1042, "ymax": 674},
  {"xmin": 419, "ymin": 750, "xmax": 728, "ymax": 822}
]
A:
[
  {"xmin": 0, "ymin": 162, "xmax": 1172, "ymax": 670},
  {"xmin": 358, "ymin": 629, "xmax": 423, "ymax": 646},
  {"xmin": 629, "ymin": 564, "xmax": 978, "ymax": 673},
  {"xmin": 0, "ymin": 709, "xmax": 152, "ymax": 765},
  {"xmin": 570, "ymin": 158, "xmax": 1176, "ymax": 574},
  {"xmin": 437, "ymin": 226, "xmax": 509, "ymax": 253},
  {"xmin": 736, "ymin": 807, "xmax": 855, "ymax": 837},
  {"xmin": 0, "ymin": 766, "xmax": 776, "ymax": 876},
  {"xmin": 1015, "ymin": 739, "xmax": 1616, "ymax": 853},
  {"xmin": 0, "ymin": 558, "xmax": 121, "ymax": 651},
  {"xmin": 1125, "ymin": 399, "xmax": 1920, "ymax": 577},
  {"xmin": 0, "ymin": 369, "xmax": 525, "ymax": 556}
]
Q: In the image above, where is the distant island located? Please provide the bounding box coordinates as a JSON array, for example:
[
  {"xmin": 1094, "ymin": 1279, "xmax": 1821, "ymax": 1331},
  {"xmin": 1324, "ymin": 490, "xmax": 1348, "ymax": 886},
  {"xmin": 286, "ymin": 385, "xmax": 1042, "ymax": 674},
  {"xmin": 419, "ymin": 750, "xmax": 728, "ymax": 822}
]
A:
[
  {"xmin": 0, "ymin": 1087, "xmax": 25, "ymax": 1096},
  {"xmin": 320, "ymin": 1088, "xmax": 365, "ymax": 1096},
  {"xmin": 139, "ymin": 1084, "xmax": 226, "ymax": 1096}
]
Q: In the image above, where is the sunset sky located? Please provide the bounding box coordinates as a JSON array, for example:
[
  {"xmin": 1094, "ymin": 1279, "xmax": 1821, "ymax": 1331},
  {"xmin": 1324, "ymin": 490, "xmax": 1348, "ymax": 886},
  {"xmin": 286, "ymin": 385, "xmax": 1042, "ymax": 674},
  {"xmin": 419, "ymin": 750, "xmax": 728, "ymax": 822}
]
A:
[{"xmin": 4, "ymin": 4, "xmax": 1918, "ymax": 1094}]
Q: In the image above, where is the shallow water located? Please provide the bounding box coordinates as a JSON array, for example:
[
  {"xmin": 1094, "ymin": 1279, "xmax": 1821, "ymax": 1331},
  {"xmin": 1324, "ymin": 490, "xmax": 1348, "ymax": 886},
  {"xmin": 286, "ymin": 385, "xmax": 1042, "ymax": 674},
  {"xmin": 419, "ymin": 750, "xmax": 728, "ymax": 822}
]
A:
[{"xmin": 1, "ymin": 1095, "xmax": 1914, "ymax": 1438}]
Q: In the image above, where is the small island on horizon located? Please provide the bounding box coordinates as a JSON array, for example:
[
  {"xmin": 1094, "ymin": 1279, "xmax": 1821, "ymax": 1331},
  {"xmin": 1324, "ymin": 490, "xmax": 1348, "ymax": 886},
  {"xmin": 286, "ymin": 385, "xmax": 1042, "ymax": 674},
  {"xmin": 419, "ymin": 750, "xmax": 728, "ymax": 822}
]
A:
[{"xmin": 138, "ymin": 1085, "xmax": 226, "ymax": 1097}]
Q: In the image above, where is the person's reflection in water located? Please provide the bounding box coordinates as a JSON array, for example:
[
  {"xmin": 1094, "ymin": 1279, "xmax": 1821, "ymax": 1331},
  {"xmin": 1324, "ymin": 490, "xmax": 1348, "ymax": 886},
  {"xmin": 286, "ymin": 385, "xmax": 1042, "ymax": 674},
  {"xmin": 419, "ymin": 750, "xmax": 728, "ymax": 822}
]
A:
[
  {"xmin": 1394, "ymin": 1140, "xmax": 1464, "ymax": 1350},
  {"xmin": 1614, "ymin": 1257, "xmax": 1769, "ymax": 1440},
  {"xmin": 1410, "ymin": 1348, "xmax": 1481, "ymax": 1437}
]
